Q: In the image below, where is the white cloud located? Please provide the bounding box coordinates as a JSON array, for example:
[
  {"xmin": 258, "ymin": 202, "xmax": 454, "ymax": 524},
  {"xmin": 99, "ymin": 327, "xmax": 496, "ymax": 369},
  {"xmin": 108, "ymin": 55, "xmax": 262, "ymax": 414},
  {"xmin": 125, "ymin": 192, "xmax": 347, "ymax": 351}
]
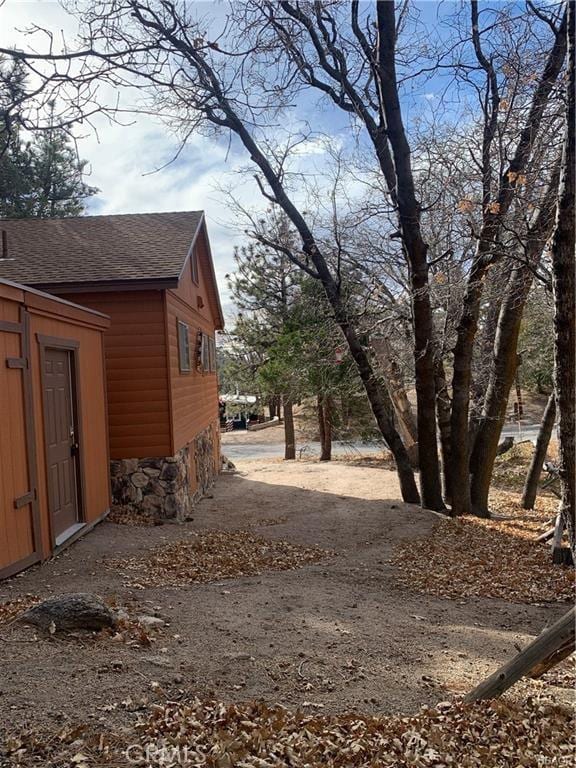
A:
[
  {"xmin": 1, "ymin": 1, "xmax": 250, "ymax": 297},
  {"xmin": 0, "ymin": 1, "xmax": 365, "ymax": 306}
]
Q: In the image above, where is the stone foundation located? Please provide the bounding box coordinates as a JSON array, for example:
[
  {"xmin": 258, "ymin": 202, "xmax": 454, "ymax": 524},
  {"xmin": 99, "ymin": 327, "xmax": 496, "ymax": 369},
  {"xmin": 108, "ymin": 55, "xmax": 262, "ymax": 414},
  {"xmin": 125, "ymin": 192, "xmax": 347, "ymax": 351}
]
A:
[
  {"xmin": 194, "ymin": 423, "xmax": 218, "ymax": 499},
  {"xmin": 109, "ymin": 423, "xmax": 218, "ymax": 524}
]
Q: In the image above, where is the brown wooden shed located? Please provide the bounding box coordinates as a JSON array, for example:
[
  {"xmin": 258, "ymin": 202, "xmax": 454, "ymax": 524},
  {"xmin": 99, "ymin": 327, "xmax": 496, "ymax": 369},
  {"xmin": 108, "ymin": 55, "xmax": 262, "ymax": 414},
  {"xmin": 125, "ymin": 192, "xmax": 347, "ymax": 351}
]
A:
[
  {"xmin": 0, "ymin": 278, "xmax": 110, "ymax": 579},
  {"xmin": 0, "ymin": 212, "xmax": 225, "ymax": 524}
]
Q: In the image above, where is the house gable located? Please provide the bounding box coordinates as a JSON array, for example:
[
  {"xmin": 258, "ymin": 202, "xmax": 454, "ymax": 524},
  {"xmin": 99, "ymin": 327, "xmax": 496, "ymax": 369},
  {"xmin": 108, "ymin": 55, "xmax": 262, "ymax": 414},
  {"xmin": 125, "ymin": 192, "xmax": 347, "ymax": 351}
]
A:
[
  {"xmin": 174, "ymin": 219, "xmax": 224, "ymax": 331},
  {"xmin": 163, "ymin": 223, "xmax": 221, "ymax": 456}
]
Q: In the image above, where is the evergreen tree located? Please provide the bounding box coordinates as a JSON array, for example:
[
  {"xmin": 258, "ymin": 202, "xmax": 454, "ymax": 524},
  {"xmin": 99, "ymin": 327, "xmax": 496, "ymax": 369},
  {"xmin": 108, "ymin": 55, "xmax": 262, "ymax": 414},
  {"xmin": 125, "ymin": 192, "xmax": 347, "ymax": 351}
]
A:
[
  {"xmin": 0, "ymin": 67, "xmax": 97, "ymax": 218},
  {"xmin": 0, "ymin": 59, "xmax": 35, "ymax": 217},
  {"xmin": 30, "ymin": 104, "xmax": 98, "ymax": 217},
  {"xmin": 227, "ymin": 209, "xmax": 371, "ymax": 460}
]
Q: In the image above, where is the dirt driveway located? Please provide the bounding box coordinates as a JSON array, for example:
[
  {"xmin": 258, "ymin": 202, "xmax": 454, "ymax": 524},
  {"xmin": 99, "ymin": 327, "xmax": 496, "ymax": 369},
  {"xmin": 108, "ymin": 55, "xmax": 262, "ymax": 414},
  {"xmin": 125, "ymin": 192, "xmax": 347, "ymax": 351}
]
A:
[{"xmin": 0, "ymin": 460, "xmax": 567, "ymax": 736}]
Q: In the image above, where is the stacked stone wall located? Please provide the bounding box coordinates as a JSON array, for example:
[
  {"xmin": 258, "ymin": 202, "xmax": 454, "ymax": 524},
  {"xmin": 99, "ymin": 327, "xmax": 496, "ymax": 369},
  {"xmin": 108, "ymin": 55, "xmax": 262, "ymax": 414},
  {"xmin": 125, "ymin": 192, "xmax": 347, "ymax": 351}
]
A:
[
  {"xmin": 193, "ymin": 422, "xmax": 218, "ymax": 499},
  {"xmin": 109, "ymin": 422, "xmax": 218, "ymax": 524}
]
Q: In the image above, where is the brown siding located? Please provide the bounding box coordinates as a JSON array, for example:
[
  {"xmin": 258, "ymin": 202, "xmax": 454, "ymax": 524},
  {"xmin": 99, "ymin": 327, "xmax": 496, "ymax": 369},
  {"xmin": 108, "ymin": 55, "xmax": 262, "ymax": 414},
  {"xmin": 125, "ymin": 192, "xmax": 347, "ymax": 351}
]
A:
[
  {"xmin": 0, "ymin": 283, "xmax": 110, "ymax": 577},
  {"xmin": 166, "ymin": 245, "xmax": 220, "ymax": 458},
  {"xmin": 29, "ymin": 310, "xmax": 110, "ymax": 555},
  {"xmin": 165, "ymin": 291, "xmax": 219, "ymax": 455},
  {"xmin": 59, "ymin": 291, "xmax": 171, "ymax": 459},
  {"xmin": 0, "ymin": 305, "xmax": 36, "ymax": 573}
]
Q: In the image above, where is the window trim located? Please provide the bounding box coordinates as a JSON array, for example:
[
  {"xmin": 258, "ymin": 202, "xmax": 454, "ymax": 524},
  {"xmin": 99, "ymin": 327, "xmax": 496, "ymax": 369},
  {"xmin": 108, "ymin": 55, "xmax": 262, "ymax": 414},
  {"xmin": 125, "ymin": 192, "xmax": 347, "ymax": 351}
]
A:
[
  {"xmin": 209, "ymin": 336, "xmax": 217, "ymax": 373},
  {"xmin": 177, "ymin": 319, "xmax": 191, "ymax": 373},
  {"xmin": 195, "ymin": 331, "xmax": 216, "ymax": 373},
  {"xmin": 201, "ymin": 332, "xmax": 209, "ymax": 372}
]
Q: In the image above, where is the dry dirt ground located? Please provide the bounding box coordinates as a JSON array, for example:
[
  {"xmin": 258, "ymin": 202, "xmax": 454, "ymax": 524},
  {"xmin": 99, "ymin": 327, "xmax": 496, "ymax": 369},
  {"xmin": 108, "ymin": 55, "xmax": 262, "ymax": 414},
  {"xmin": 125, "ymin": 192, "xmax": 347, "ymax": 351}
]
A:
[{"xmin": 0, "ymin": 458, "xmax": 572, "ymax": 760}]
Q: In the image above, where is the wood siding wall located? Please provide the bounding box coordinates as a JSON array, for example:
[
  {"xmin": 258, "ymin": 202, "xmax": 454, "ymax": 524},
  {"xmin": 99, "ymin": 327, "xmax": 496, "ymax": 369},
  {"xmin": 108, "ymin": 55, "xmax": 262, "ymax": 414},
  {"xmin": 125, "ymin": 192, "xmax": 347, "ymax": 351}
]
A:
[
  {"xmin": 166, "ymin": 293, "xmax": 219, "ymax": 453},
  {"xmin": 167, "ymin": 236, "xmax": 220, "ymax": 460},
  {"xmin": 29, "ymin": 309, "xmax": 110, "ymax": 556},
  {"xmin": 0, "ymin": 285, "xmax": 37, "ymax": 575},
  {"xmin": 59, "ymin": 291, "xmax": 171, "ymax": 459},
  {"xmin": 0, "ymin": 283, "xmax": 109, "ymax": 578}
]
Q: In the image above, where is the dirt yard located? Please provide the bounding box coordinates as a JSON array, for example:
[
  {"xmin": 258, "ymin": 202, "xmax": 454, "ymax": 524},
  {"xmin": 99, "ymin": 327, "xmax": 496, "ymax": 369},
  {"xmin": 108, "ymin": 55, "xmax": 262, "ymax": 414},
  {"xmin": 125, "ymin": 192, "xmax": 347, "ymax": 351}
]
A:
[{"xmin": 0, "ymin": 458, "xmax": 573, "ymax": 764}]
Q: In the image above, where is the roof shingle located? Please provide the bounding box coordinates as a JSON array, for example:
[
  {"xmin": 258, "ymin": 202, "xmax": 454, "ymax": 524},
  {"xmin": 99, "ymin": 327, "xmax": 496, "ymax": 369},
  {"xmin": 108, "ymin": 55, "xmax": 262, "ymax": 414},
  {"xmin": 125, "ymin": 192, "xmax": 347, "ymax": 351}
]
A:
[{"xmin": 0, "ymin": 211, "xmax": 204, "ymax": 287}]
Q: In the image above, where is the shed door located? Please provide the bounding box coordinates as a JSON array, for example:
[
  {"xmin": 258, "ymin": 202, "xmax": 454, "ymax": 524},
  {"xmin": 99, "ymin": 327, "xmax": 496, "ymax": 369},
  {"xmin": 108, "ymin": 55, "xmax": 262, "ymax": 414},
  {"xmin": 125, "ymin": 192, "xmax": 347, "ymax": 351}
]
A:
[
  {"xmin": 0, "ymin": 315, "xmax": 40, "ymax": 577},
  {"xmin": 43, "ymin": 348, "xmax": 79, "ymax": 541}
]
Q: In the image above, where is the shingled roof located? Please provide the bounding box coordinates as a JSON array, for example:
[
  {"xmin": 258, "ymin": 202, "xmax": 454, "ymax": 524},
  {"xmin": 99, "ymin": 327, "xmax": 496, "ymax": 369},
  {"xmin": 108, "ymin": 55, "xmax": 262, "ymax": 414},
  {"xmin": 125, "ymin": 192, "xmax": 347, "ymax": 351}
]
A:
[{"xmin": 0, "ymin": 211, "xmax": 204, "ymax": 289}]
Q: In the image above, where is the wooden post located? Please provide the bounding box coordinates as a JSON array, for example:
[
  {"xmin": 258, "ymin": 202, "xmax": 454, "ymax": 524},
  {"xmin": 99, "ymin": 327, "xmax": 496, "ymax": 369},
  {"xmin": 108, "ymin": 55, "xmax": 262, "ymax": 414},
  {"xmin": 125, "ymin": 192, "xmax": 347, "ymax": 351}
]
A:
[{"xmin": 464, "ymin": 607, "xmax": 575, "ymax": 703}]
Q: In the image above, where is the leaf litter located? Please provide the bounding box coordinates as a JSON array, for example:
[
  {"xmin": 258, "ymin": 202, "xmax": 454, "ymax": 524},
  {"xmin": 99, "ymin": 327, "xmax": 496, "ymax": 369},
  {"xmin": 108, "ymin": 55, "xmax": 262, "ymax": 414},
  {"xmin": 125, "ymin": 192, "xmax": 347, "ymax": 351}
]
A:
[
  {"xmin": 2, "ymin": 694, "xmax": 574, "ymax": 767},
  {"xmin": 0, "ymin": 595, "xmax": 40, "ymax": 625},
  {"xmin": 393, "ymin": 490, "xmax": 574, "ymax": 604},
  {"xmin": 108, "ymin": 530, "xmax": 333, "ymax": 588}
]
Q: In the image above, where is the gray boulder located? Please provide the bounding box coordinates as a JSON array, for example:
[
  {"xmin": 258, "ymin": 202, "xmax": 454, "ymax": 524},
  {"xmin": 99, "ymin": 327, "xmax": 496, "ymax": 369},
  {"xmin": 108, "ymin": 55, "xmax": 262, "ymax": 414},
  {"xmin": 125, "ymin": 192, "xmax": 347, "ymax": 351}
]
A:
[{"xmin": 20, "ymin": 593, "xmax": 117, "ymax": 633}]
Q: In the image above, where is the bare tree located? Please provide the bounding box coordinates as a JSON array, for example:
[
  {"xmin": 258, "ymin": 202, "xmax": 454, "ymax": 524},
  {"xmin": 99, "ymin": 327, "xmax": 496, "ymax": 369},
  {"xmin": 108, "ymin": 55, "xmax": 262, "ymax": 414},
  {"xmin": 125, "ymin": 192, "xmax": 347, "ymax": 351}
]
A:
[
  {"xmin": 448, "ymin": 1, "xmax": 567, "ymax": 515},
  {"xmin": 549, "ymin": 0, "xmax": 575, "ymax": 551},
  {"xmin": 242, "ymin": 0, "xmax": 444, "ymax": 509},
  {"xmin": 0, "ymin": 0, "xmax": 568, "ymax": 516},
  {"xmin": 468, "ymin": 169, "xmax": 560, "ymax": 516}
]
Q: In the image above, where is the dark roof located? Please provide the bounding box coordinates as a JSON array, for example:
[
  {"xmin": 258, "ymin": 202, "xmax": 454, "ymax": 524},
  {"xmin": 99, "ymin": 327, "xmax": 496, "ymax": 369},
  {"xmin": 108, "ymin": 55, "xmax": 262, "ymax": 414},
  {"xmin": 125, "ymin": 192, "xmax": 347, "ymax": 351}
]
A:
[{"xmin": 0, "ymin": 211, "xmax": 204, "ymax": 288}]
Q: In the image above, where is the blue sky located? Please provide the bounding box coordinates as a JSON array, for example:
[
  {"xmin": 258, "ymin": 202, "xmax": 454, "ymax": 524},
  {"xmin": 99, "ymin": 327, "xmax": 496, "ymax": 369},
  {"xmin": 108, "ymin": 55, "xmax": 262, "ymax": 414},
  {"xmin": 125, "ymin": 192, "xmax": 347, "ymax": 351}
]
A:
[{"xmin": 0, "ymin": 0, "xmax": 474, "ymax": 311}]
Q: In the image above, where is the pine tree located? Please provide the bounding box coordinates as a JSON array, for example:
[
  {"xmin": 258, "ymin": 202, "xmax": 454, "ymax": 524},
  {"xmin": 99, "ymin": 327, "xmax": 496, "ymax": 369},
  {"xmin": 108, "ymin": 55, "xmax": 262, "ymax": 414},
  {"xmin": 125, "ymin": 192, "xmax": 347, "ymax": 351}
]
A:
[
  {"xmin": 30, "ymin": 104, "xmax": 98, "ymax": 217},
  {"xmin": 227, "ymin": 210, "xmax": 302, "ymax": 458},
  {"xmin": 227, "ymin": 209, "xmax": 367, "ymax": 460},
  {"xmin": 0, "ymin": 69, "xmax": 97, "ymax": 218},
  {"xmin": 0, "ymin": 59, "xmax": 35, "ymax": 217}
]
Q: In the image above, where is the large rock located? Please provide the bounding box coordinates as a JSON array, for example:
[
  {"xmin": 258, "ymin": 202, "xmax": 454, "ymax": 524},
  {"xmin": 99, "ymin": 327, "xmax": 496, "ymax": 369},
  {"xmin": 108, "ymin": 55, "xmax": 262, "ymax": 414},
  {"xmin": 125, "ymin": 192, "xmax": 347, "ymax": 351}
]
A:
[
  {"xmin": 20, "ymin": 593, "xmax": 117, "ymax": 632},
  {"xmin": 141, "ymin": 494, "xmax": 163, "ymax": 515},
  {"xmin": 160, "ymin": 462, "xmax": 179, "ymax": 482},
  {"xmin": 131, "ymin": 471, "xmax": 150, "ymax": 489}
]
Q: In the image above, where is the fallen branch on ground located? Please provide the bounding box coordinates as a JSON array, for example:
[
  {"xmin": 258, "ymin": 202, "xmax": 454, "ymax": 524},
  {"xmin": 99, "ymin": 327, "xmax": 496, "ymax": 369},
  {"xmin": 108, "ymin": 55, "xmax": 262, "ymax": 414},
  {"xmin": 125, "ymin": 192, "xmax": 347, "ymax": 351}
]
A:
[{"xmin": 465, "ymin": 607, "xmax": 575, "ymax": 702}]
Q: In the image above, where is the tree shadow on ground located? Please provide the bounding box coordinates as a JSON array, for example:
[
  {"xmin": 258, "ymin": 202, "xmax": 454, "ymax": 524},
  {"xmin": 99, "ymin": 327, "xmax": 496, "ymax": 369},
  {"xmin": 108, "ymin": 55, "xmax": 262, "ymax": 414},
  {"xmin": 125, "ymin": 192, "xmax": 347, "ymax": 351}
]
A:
[{"xmin": 0, "ymin": 466, "xmax": 569, "ymax": 730}]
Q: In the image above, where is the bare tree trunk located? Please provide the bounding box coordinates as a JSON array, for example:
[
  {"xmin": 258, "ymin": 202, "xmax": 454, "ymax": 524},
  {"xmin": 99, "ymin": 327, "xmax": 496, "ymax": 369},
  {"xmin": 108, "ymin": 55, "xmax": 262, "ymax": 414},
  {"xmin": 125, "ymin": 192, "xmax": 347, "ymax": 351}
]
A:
[
  {"xmin": 522, "ymin": 393, "xmax": 556, "ymax": 510},
  {"xmin": 551, "ymin": 0, "xmax": 575, "ymax": 553},
  {"xmin": 450, "ymin": 257, "xmax": 491, "ymax": 515},
  {"xmin": 515, "ymin": 374, "xmax": 524, "ymax": 418},
  {"xmin": 465, "ymin": 607, "xmax": 575, "ymax": 703},
  {"xmin": 449, "ymin": 7, "xmax": 567, "ymax": 516},
  {"xmin": 376, "ymin": 2, "xmax": 444, "ymax": 511},
  {"xmin": 283, "ymin": 397, "xmax": 296, "ymax": 460},
  {"xmin": 269, "ymin": 396, "xmax": 280, "ymax": 420},
  {"xmin": 468, "ymin": 279, "xmax": 529, "ymax": 518},
  {"xmin": 318, "ymin": 394, "xmax": 332, "ymax": 461},
  {"xmin": 469, "ymin": 261, "xmax": 517, "ymax": 437},
  {"xmin": 338, "ymin": 321, "xmax": 420, "ymax": 503},
  {"xmin": 468, "ymin": 167, "xmax": 559, "ymax": 516}
]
